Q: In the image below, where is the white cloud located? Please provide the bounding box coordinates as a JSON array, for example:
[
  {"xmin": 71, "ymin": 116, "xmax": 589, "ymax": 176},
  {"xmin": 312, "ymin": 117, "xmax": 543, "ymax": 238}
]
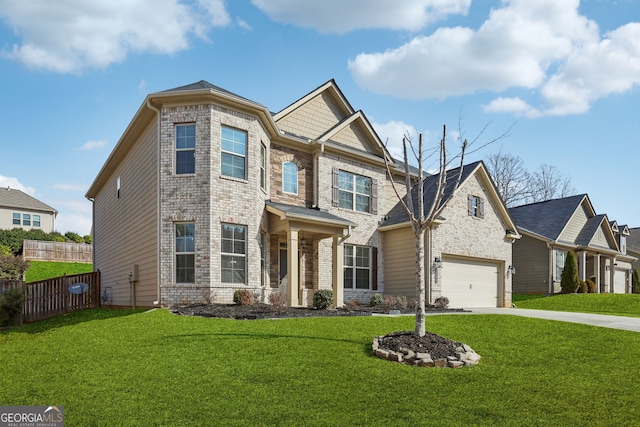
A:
[
  {"xmin": 79, "ymin": 140, "xmax": 108, "ymax": 151},
  {"xmin": 52, "ymin": 183, "xmax": 88, "ymax": 192},
  {"xmin": 236, "ymin": 17, "xmax": 252, "ymax": 31},
  {"xmin": 252, "ymin": 0, "xmax": 470, "ymax": 34},
  {"xmin": 349, "ymin": 0, "xmax": 640, "ymax": 117},
  {"xmin": 0, "ymin": 175, "xmax": 35, "ymax": 195},
  {"xmin": 0, "ymin": 0, "xmax": 230, "ymax": 73},
  {"xmin": 372, "ymin": 120, "xmax": 419, "ymax": 160},
  {"xmin": 45, "ymin": 198, "xmax": 93, "ymax": 235}
]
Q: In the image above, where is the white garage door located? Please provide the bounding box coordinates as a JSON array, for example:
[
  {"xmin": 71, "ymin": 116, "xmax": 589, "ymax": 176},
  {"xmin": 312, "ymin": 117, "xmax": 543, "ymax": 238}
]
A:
[
  {"xmin": 613, "ymin": 270, "xmax": 627, "ymax": 294},
  {"xmin": 441, "ymin": 257, "xmax": 500, "ymax": 308}
]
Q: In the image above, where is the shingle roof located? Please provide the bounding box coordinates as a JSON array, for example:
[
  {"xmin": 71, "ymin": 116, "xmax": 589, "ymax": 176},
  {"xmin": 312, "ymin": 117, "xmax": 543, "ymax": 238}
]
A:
[
  {"xmin": 159, "ymin": 80, "xmax": 257, "ymax": 105},
  {"xmin": 265, "ymin": 201, "xmax": 357, "ymax": 228},
  {"xmin": 0, "ymin": 187, "xmax": 57, "ymax": 214},
  {"xmin": 382, "ymin": 161, "xmax": 481, "ymax": 227},
  {"xmin": 627, "ymin": 227, "xmax": 640, "ymax": 251},
  {"xmin": 508, "ymin": 194, "xmax": 587, "ymax": 240},
  {"xmin": 575, "ymin": 214, "xmax": 607, "ymax": 246}
]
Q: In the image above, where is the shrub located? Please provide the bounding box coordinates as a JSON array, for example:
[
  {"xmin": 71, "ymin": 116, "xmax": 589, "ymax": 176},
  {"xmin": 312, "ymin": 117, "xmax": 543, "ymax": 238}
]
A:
[
  {"xmin": 434, "ymin": 296, "xmax": 449, "ymax": 309},
  {"xmin": 0, "ymin": 245, "xmax": 12, "ymax": 256},
  {"xmin": 344, "ymin": 299, "xmax": 360, "ymax": 312},
  {"xmin": 0, "ymin": 255, "xmax": 29, "ymax": 280},
  {"xmin": 0, "ymin": 286, "xmax": 24, "ymax": 327},
  {"xmin": 382, "ymin": 295, "xmax": 408, "ymax": 311},
  {"xmin": 200, "ymin": 289, "xmax": 214, "ymax": 305},
  {"xmin": 585, "ymin": 279, "xmax": 596, "ymax": 293},
  {"xmin": 633, "ymin": 269, "xmax": 640, "ymax": 294},
  {"xmin": 576, "ymin": 280, "xmax": 587, "ymax": 293},
  {"xmin": 268, "ymin": 292, "xmax": 287, "ymax": 312},
  {"xmin": 312, "ymin": 289, "xmax": 333, "ymax": 309},
  {"xmin": 233, "ymin": 289, "xmax": 254, "ymax": 306},
  {"xmin": 369, "ymin": 293, "xmax": 384, "ymax": 306},
  {"xmin": 560, "ymin": 251, "xmax": 580, "ymax": 293}
]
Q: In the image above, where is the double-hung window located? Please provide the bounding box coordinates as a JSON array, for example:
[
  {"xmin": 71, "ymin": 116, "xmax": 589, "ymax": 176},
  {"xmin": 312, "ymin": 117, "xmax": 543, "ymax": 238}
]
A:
[
  {"xmin": 221, "ymin": 126, "xmax": 247, "ymax": 179},
  {"xmin": 283, "ymin": 161, "xmax": 298, "ymax": 194},
  {"xmin": 344, "ymin": 245, "xmax": 371, "ymax": 289},
  {"xmin": 221, "ymin": 224, "xmax": 247, "ymax": 283},
  {"xmin": 468, "ymin": 195, "xmax": 484, "ymax": 218},
  {"xmin": 555, "ymin": 250, "xmax": 565, "ymax": 281},
  {"xmin": 175, "ymin": 124, "xmax": 196, "ymax": 174},
  {"xmin": 260, "ymin": 143, "xmax": 267, "ymax": 191},
  {"xmin": 33, "ymin": 215, "xmax": 41, "ymax": 227},
  {"xmin": 338, "ymin": 171, "xmax": 371, "ymax": 212},
  {"xmin": 12, "ymin": 213, "xmax": 20, "ymax": 225},
  {"xmin": 22, "ymin": 214, "xmax": 31, "ymax": 226},
  {"xmin": 175, "ymin": 223, "xmax": 195, "ymax": 283}
]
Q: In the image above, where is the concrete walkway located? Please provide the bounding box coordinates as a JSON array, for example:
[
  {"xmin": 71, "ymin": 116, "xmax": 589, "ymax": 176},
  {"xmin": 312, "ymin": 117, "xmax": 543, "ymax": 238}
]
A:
[{"xmin": 457, "ymin": 307, "xmax": 640, "ymax": 332}]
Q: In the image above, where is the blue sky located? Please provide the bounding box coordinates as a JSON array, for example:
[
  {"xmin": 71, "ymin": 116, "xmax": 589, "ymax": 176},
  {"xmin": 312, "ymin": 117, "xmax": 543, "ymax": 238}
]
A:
[{"xmin": 0, "ymin": 0, "xmax": 639, "ymax": 236}]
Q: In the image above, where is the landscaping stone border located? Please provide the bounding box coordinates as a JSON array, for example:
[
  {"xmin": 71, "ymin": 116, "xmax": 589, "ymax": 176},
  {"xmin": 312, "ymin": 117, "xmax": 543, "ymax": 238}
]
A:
[{"xmin": 372, "ymin": 337, "xmax": 481, "ymax": 368}]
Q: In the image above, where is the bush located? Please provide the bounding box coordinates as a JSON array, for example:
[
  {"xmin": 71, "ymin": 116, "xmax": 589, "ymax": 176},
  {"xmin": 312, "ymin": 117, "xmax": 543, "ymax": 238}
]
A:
[
  {"xmin": 233, "ymin": 289, "xmax": 254, "ymax": 306},
  {"xmin": 0, "ymin": 286, "xmax": 24, "ymax": 327},
  {"xmin": 561, "ymin": 251, "xmax": 580, "ymax": 293},
  {"xmin": 369, "ymin": 293, "xmax": 384, "ymax": 306},
  {"xmin": 382, "ymin": 295, "xmax": 408, "ymax": 311},
  {"xmin": 434, "ymin": 296, "xmax": 449, "ymax": 309},
  {"xmin": 312, "ymin": 289, "xmax": 333, "ymax": 309},
  {"xmin": 0, "ymin": 255, "xmax": 29, "ymax": 280},
  {"xmin": 576, "ymin": 280, "xmax": 587, "ymax": 293},
  {"xmin": 585, "ymin": 279, "xmax": 596, "ymax": 293},
  {"xmin": 268, "ymin": 292, "xmax": 287, "ymax": 312},
  {"xmin": 343, "ymin": 299, "xmax": 360, "ymax": 312}
]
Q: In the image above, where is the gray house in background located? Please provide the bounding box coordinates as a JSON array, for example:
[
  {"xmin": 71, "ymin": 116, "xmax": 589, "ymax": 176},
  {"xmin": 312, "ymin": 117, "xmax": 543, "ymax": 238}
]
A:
[
  {"xmin": 0, "ymin": 187, "xmax": 57, "ymax": 233},
  {"xmin": 510, "ymin": 194, "xmax": 635, "ymax": 294}
]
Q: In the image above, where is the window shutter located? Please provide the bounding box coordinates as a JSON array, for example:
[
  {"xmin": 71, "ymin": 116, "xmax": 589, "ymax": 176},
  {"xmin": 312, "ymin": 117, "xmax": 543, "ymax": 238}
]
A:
[
  {"xmin": 332, "ymin": 168, "xmax": 339, "ymax": 207},
  {"xmin": 479, "ymin": 197, "xmax": 485, "ymax": 219},
  {"xmin": 371, "ymin": 247, "xmax": 378, "ymax": 290},
  {"xmin": 467, "ymin": 194, "xmax": 473, "ymax": 216},
  {"xmin": 370, "ymin": 178, "xmax": 378, "ymax": 214}
]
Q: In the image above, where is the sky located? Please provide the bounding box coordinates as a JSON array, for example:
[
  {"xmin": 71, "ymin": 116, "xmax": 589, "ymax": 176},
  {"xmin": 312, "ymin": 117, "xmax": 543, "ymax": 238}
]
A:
[{"xmin": 0, "ymin": 0, "xmax": 639, "ymax": 236}]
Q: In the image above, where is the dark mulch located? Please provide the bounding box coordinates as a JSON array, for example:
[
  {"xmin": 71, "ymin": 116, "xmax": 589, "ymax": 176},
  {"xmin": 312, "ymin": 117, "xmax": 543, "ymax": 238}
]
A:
[{"xmin": 171, "ymin": 303, "xmax": 468, "ymax": 358}]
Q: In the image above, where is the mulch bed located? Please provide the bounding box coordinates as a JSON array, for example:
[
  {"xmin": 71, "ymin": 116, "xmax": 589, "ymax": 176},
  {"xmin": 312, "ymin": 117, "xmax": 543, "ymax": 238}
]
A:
[{"xmin": 171, "ymin": 303, "xmax": 468, "ymax": 359}]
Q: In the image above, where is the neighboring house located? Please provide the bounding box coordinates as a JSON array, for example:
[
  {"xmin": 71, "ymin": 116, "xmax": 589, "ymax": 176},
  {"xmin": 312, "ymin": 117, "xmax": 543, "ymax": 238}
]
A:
[
  {"xmin": 86, "ymin": 79, "xmax": 515, "ymax": 309},
  {"xmin": 510, "ymin": 194, "xmax": 636, "ymax": 294},
  {"xmin": 380, "ymin": 161, "xmax": 520, "ymax": 308},
  {"xmin": 0, "ymin": 187, "xmax": 57, "ymax": 233},
  {"xmin": 626, "ymin": 227, "xmax": 640, "ymax": 273}
]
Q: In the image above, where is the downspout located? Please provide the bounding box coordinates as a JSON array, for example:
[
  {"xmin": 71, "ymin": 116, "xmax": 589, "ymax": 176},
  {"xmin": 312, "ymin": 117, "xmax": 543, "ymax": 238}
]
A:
[{"xmin": 147, "ymin": 100, "xmax": 162, "ymax": 306}]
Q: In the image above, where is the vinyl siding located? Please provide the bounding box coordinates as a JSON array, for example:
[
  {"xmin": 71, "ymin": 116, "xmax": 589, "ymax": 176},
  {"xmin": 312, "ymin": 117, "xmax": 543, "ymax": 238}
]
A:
[
  {"xmin": 331, "ymin": 122, "xmax": 374, "ymax": 153},
  {"xmin": 382, "ymin": 226, "xmax": 416, "ymax": 297},
  {"xmin": 512, "ymin": 235, "xmax": 550, "ymax": 293},
  {"xmin": 559, "ymin": 204, "xmax": 589, "ymax": 243},
  {"xmin": 276, "ymin": 92, "xmax": 345, "ymax": 139},
  {"xmin": 93, "ymin": 119, "xmax": 158, "ymax": 307},
  {"xmin": 0, "ymin": 207, "xmax": 55, "ymax": 233}
]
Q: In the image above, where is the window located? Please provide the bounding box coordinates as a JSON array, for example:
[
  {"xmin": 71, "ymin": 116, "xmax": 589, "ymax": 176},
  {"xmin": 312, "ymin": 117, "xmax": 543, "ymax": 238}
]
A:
[
  {"xmin": 468, "ymin": 195, "xmax": 484, "ymax": 218},
  {"xmin": 221, "ymin": 126, "xmax": 247, "ymax": 179},
  {"xmin": 334, "ymin": 171, "xmax": 375, "ymax": 213},
  {"xmin": 555, "ymin": 250, "xmax": 565, "ymax": 281},
  {"xmin": 116, "ymin": 177, "xmax": 121, "ymax": 199},
  {"xmin": 344, "ymin": 245, "xmax": 371, "ymax": 289},
  {"xmin": 33, "ymin": 215, "xmax": 41, "ymax": 227},
  {"xmin": 260, "ymin": 231, "xmax": 266, "ymax": 288},
  {"xmin": 22, "ymin": 214, "xmax": 30, "ymax": 226},
  {"xmin": 283, "ymin": 161, "xmax": 298, "ymax": 194},
  {"xmin": 176, "ymin": 124, "xmax": 196, "ymax": 174},
  {"xmin": 260, "ymin": 143, "xmax": 267, "ymax": 191},
  {"xmin": 620, "ymin": 236, "xmax": 627, "ymax": 254},
  {"xmin": 175, "ymin": 223, "xmax": 195, "ymax": 283},
  {"xmin": 221, "ymin": 224, "xmax": 246, "ymax": 283},
  {"xmin": 12, "ymin": 213, "xmax": 20, "ymax": 225}
]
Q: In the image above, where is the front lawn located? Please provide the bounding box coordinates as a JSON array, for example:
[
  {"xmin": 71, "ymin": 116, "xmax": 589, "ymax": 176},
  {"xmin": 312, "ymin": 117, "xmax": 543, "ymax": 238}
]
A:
[
  {"xmin": 1, "ymin": 309, "xmax": 639, "ymax": 426},
  {"xmin": 514, "ymin": 293, "xmax": 640, "ymax": 317}
]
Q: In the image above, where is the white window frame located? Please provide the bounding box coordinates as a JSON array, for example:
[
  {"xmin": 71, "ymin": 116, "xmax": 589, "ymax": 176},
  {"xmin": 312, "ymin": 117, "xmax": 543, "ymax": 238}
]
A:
[
  {"xmin": 343, "ymin": 244, "xmax": 371, "ymax": 290},
  {"xmin": 12, "ymin": 213, "xmax": 20, "ymax": 225},
  {"xmin": 175, "ymin": 124, "xmax": 196, "ymax": 175},
  {"xmin": 338, "ymin": 171, "xmax": 371, "ymax": 213},
  {"xmin": 22, "ymin": 214, "xmax": 31, "ymax": 226},
  {"xmin": 221, "ymin": 224, "xmax": 247, "ymax": 284},
  {"xmin": 33, "ymin": 215, "xmax": 41, "ymax": 227},
  {"xmin": 282, "ymin": 161, "xmax": 298, "ymax": 195},
  {"xmin": 221, "ymin": 126, "xmax": 247, "ymax": 180},
  {"xmin": 175, "ymin": 222, "xmax": 195, "ymax": 283},
  {"xmin": 555, "ymin": 250, "xmax": 565, "ymax": 281}
]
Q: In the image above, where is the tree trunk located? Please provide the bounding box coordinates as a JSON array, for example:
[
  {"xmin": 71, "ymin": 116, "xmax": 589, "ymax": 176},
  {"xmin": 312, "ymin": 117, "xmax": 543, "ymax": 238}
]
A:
[{"xmin": 415, "ymin": 227, "xmax": 426, "ymax": 336}]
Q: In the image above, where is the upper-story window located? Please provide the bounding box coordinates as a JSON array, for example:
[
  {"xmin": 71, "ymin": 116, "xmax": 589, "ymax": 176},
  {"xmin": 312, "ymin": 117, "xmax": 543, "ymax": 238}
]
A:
[
  {"xmin": 175, "ymin": 124, "xmax": 196, "ymax": 174},
  {"xmin": 221, "ymin": 126, "xmax": 247, "ymax": 179},
  {"xmin": 468, "ymin": 195, "xmax": 484, "ymax": 218},
  {"xmin": 620, "ymin": 235, "xmax": 627, "ymax": 254},
  {"xmin": 335, "ymin": 170, "xmax": 376, "ymax": 213},
  {"xmin": 260, "ymin": 143, "xmax": 267, "ymax": 191},
  {"xmin": 283, "ymin": 162, "xmax": 298, "ymax": 194},
  {"xmin": 12, "ymin": 213, "xmax": 20, "ymax": 225}
]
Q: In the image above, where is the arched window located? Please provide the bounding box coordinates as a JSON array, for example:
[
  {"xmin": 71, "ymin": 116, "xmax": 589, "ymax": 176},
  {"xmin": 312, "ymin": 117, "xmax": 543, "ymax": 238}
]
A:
[{"xmin": 283, "ymin": 161, "xmax": 298, "ymax": 194}]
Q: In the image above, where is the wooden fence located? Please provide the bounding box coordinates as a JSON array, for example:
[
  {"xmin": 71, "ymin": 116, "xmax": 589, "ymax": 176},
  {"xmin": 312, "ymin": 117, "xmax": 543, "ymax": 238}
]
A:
[
  {"xmin": 22, "ymin": 239, "xmax": 93, "ymax": 263},
  {"xmin": 0, "ymin": 271, "xmax": 100, "ymax": 324}
]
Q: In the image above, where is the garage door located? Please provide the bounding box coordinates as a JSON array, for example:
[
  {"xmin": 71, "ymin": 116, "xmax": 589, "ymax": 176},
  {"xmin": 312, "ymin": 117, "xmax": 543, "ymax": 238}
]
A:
[
  {"xmin": 441, "ymin": 257, "xmax": 500, "ymax": 308},
  {"xmin": 613, "ymin": 270, "xmax": 627, "ymax": 294}
]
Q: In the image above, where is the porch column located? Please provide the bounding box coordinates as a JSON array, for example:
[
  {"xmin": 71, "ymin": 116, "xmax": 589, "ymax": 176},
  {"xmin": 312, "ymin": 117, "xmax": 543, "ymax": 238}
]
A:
[
  {"xmin": 606, "ymin": 258, "xmax": 614, "ymax": 293},
  {"xmin": 287, "ymin": 229, "xmax": 299, "ymax": 307},
  {"xmin": 578, "ymin": 251, "xmax": 587, "ymax": 281},
  {"xmin": 595, "ymin": 254, "xmax": 601, "ymax": 294},
  {"xmin": 332, "ymin": 236, "xmax": 344, "ymax": 307}
]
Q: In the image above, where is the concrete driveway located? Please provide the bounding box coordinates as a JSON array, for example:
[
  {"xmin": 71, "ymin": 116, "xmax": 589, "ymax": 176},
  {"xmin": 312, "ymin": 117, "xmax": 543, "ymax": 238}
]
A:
[{"xmin": 464, "ymin": 307, "xmax": 640, "ymax": 332}]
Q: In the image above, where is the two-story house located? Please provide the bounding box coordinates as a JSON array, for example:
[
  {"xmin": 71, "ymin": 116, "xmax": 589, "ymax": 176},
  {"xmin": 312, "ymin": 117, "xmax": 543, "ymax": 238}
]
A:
[
  {"xmin": 87, "ymin": 79, "xmax": 518, "ymax": 308},
  {"xmin": 0, "ymin": 186, "xmax": 57, "ymax": 233}
]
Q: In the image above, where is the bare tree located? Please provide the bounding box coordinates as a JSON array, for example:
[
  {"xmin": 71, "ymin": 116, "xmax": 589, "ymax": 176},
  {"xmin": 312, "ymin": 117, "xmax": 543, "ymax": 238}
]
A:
[
  {"xmin": 485, "ymin": 150, "xmax": 530, "ymax": 207},
  {"xmin": 383, "ymin": 124, "xmax": 509, "ymax": 336},
  {"xmin": 528, "ymin": 163, "xmax": 576, "ymax": 203}
]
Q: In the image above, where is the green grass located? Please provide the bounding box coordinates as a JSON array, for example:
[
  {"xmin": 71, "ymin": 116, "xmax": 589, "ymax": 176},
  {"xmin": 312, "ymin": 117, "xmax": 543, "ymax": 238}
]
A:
[
  {"xmin": 2, "ymin": 309, "xmax": 639, "ymax": 426},
  {"xmin": 514, "ymin": 293, "xmax": 640, "ymax": 317},
  {"xmin": 25, "ymin": 261, "xmax": 93, "ymax": 283}
]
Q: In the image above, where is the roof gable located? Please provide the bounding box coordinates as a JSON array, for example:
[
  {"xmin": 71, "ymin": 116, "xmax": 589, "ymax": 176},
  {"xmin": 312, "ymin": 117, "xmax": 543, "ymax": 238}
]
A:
[
  {"xmin": 0, "ymin": 187, "xmax": 57, "ymax": 214},
  {"xmin": 575, "ymin": 214, "xmax": 618, "ymax": 250},
  {"xmin": 318, "ymin": 111, "xmax": 386, "ymax": 158},
  {"xmin": 509, "ymin": 194, "xmax": 590, "ymax": 240}
]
